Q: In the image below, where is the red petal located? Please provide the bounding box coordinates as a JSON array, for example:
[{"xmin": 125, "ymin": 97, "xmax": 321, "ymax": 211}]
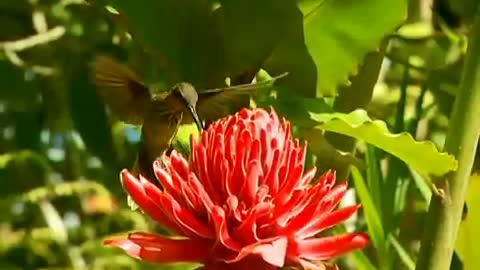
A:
[
  {"xmin": 180, "ymin": 177, "xmax": 204, "ymax": 212},
  {"xmin": 240, "ymin": 160, "xmax": 261, "ymax": 206},
  {"xmin": 230, "ymin": 136, "xmax": 247, "ymax": 194},
  {"xmin": 263, "ymin": 149, "xmax": 281, "ymax": 193},
  {"xmin": 275, "ymin": 164, "xmax": 303, "ymax": 207},
  {"xmin": 259, "ymin": 129, "xmax": 271, "ymax": 170},
  {"xmin": 170, "ymin": 151, "xmax": 190, "ymax": 180},
  {"xmin": 104, "ymin": 232, "xmax": 211, "ymax": 263},
  {"xmin": 234, "ymin": 216, "xmax": 258, "ymax": 245},
  {"xmin": 196, "ymin": 144, "xmax": 220, "ymax": 203},
  {"xmin": 226, "ymin": 195, "xmax": 242, "ymax": 222},
  {"xmin": 153, "ymin": 162, "xmax": 181, "ymax": 197},
  {"xmin": 299, "ymin": 167, "xmax": 317, "ymax": 187},
  {"xmin": 201, "ymin": 257, "xmax": 278, "ymax": 270},
  {"xmin": 275, "ymin": 190, "xmax": 308, "ymax": 227},
  {"xmin": 188, "ymin": 173, "xmax": 215, "ymax": 213},
  {"xmin": 297, "ymin": 205, "xmax": 361, "ymax": 238},
  {"xmin": 156, "ymin": 192, "xmax": 214, "ymax": 238},
  {"xmin": 120, "ymin": 170, "xmax": 185, "ymax": 235},
  {"xmin": 291, "ymin": 233, "xmax": 369, "ymax": 261},
  {"xmin": 211, "ymin": 206, "xmax": 243, "ymax": 251},
  {"xmin": 226, "ymin": 237, "xmax": 288, "ymax": 267}
]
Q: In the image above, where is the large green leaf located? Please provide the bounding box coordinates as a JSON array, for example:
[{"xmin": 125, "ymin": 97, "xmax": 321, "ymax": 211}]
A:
[
  {"xmin": 219, "ymin": 0, "xmax": 297, "ymax": 76},
  {"xmin": 110, "ymin": 0, "xmax": 225, "ymax": 87},
  {"xmin": 262, "ymin": 5, "xmax": 317, "ymax": 98},
  {"xmin": 307, "ymin": 109, "xmax": 457, "ymax": 177},
  {"xmin": 456, "ymin": 174, "xmax": 480, "ymax": 270},
  {"xmin": 110, "ymin": 1, "xmax": 300, "ymax": 85},
  {"xmin": 300, "ymin": 0, "xmax": 407, "ymax": 96}
]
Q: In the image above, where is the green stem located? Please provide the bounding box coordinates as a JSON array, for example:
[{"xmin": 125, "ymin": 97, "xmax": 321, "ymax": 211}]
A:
[{"xmin": 415, "ymin": 11, "xmax": 480, "ymax": 270}]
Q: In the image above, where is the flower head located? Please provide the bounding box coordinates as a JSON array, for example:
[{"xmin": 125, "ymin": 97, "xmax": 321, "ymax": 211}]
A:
[{"xmin": 105, "ymin": 108, "xmax": 369, "ymax": 269}]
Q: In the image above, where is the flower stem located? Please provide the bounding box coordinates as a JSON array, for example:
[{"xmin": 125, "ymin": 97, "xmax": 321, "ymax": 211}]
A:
[{"xmin": 415, "ymin": 10, "xmax": 480, "ymax": 270}]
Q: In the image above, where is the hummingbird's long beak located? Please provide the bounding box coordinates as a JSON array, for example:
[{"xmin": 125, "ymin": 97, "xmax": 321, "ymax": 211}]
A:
[{"xmin": 188, "ymin": 105, "xmax": 204, "ymax": 131}]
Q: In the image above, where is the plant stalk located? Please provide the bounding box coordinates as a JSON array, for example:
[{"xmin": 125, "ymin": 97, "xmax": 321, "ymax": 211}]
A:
[{"xmin": 415, "ymin": 11, "xmax": 480, "ymax": 270}]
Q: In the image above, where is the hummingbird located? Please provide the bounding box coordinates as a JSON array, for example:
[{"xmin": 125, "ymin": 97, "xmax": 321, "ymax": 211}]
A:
[{"xmin": 93, "ymin": 55, "xmax": 287, "ymax": 179}]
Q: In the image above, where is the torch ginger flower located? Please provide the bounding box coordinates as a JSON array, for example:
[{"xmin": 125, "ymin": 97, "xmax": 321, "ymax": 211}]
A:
[{"xmin": 105, "ymin": 108, "xmax": 369, "ymax": 269}]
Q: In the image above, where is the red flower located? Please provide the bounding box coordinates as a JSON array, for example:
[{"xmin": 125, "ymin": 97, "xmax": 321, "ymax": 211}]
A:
[{"xmin": 105, "ymin": 108, "xmax": 369, "ymax": 269}]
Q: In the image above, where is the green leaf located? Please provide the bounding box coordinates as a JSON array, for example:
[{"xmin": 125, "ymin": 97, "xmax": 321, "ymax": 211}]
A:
[
  {"xmin": 111, "ymin": 0, "xmax": 225, "ymax": 87},
  {"xmin": 456, "ymin": 174, "xmax": 480, "ymax": 270},
  {"xmin": 448, "ymin": 0, "xmax": 479, "ymax": 23},
  {"xmin": 409, "ymin": 168, "xmax": 432, "ymax": 203},
  {"xmin": 0, "ymin": 60, "xmax": 38, "ymax": 110},
  {"xmin": 0, "ymin": 151, "xmax": 51, "ymax": 195},
  {"xmin": 271, "ymin": 96, "xmax": 363, "ymax": 171},
  {"xmin": 110, "ymin": 0, "xmax": 316, "ymax": 97},
  {"xmin": 172, "ymin": 123, "xmax": 200, "ymax": 157},
  {"xmin": 262, "ymin": 5, "xmax": 317, "ymax": 98},
  {"xmin": 271, "ymin": 95, "xmax": 333, "ymax": 126},
  {"xmin": 219, "ymin": 0, "xmax": 297, "ymax": 76},
  {"xmin": 300, "ymin": 0, "xmax": 407, "ymax": 96},
  {"xmin": 388, "ymin": 234, "xmax": 415, "ymax": 270},
  {"xmin": 365, "ymin": 145, "xmax": 384, "ymax": 213},
  {"xmin": 308, "ymin": 109, "xmax": 457, "ymax": 177},
  {"xmin": 349, "ymin": 250, "xmax": 378, "ymax": 270},
  {"xmin": 12, "ymin": 110, "xmax": 42, "ymax": 151},
  {"xmin": 351, "ymin": 167, "xmax": 386, "ymax": 256}
]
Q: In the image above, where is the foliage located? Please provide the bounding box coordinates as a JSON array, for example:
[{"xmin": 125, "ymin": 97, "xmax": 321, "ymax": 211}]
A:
[{"xmin": 0, "ymin": 0, "xmax": 479, "ymax": 269}]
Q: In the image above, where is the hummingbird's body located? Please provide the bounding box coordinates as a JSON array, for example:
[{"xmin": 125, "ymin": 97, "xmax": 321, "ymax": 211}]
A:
[
  {"xmin": 93, "ymin": 55, "xmax": 287, "ymax": 179},
  {"xmin": 94, "ymin": 56, "xmax": 204, "ymax": 177},
  {"xmin": 138, "ymin": 88, "xmax": 201, "ymax": 178}
]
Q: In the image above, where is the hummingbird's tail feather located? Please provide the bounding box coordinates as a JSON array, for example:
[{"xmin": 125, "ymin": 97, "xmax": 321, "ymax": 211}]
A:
[{"xmin": 92, "ymin": 55, "xmax": 151, "ymax": 125}]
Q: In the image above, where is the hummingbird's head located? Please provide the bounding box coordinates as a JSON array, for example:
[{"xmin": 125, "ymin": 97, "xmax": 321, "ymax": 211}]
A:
[
  {"xmin": 173, "ymin": 82, "xmax": 198, "ymax": 107},
  {"xmin": 172, "ymin": 82, "xmax": 204, "ymax": 130}
]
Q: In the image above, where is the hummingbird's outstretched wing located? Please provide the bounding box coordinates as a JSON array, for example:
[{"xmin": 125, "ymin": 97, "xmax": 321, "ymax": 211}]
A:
[
  {"xmin": 196, "ymin": 72, "xmax": 288, "ymax": 121},
  {"xmin": 93, "ymin": 55, "xmax": 150, "ymax": 125}
]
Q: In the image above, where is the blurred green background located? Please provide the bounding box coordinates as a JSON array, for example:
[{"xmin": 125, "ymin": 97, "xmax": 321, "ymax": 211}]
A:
[{"xmin": 0, "ymin": 0, "xmax": 479, "ymax": 269}]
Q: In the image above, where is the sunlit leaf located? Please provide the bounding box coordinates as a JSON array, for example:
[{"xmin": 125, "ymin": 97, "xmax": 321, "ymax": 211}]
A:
[
  {"xmin": 300, "ymin": 0, "xmax": 407, "ymax": 96},
  {"xmin": 308, "ymin": 109, "xmax": 457, "ymax": 177},
  {"xmin": 456, "ymin": 174, "xmax": 480, "ymax": 270},
  {"xmin": 172, "ymin": 123, "xmax": 199, "ymax": 157}
]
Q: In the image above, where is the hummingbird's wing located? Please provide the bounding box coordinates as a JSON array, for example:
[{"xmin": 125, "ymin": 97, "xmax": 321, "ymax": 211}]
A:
[
  {"xmin": 196, "ymin": 72, "xmax": 288, "ymax": 121},
  {"xmin": 93, "ymin": 55, "xmax": 150, "ymax": 125}
]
